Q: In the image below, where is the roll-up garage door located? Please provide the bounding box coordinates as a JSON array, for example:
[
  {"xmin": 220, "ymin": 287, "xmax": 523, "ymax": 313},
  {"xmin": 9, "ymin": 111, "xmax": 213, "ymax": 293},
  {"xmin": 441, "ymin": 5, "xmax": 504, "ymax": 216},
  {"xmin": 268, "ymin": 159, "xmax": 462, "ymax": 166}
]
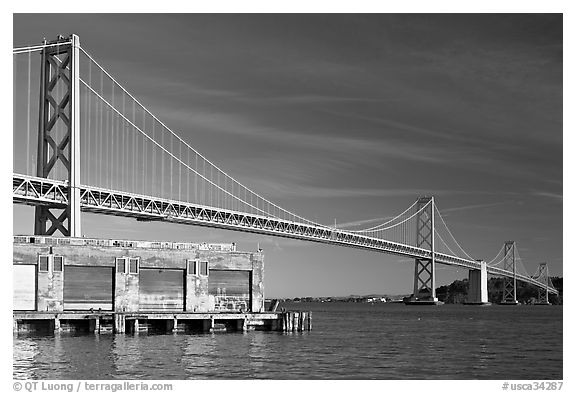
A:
[
  {"xmin": 139, "ymin": 268, "xmax": 184, "ymax": 312},
  {"xmin": 209, "ymin": 270, "xmax": 251, "ymax": 312},
  {"xmin": 64, "ymin": 266, "xmax": 114, "ymax": 310},
  {"xmin": 13, "ymin": 265, "xmax": 36, "ymax": 311}
]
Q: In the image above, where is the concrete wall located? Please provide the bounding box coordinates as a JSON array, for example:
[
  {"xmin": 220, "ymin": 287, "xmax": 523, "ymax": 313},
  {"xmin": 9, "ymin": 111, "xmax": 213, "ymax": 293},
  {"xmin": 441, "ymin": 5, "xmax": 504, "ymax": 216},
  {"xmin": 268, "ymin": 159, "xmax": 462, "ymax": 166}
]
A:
[
  {"xmin": 250, "ymin": 252, "xmax": 265, "ymax": 313},
  {"xmin": 115, "ymin": 268, "xmax": 140, "ymax": 312},
  {"xmin": 13, "ymin": 238, "xmax": 264, "ymax": 313},
  {"xmin": 37, "ymin": 264, "xmax": 64, "ymax": 312}
]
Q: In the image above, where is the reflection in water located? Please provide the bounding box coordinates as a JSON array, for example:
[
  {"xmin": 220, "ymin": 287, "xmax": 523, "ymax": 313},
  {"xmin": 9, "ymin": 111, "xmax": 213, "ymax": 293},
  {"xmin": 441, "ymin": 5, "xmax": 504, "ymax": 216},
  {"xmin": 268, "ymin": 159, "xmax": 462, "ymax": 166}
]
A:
[
  {"xmin": 14, "ymin": 305, "xmax": 562, "ymax": 380},
  {"xmin": 112, "ymin": 335, "xmax": 145, "ymax": 378},
  {"xmin": 247, "ymin": 332, "xmax": 268, "ymax": 375},
  {"xmin": 13, "ymin": 336, "xmax": 38, "ymax": 380},
  {"xmin": 180, "ymin": 334, "xmax": 218, "ymax": 379},
  {"xmin": 111, "ymin": 334, "xmax": 187, "ymax": 379}
]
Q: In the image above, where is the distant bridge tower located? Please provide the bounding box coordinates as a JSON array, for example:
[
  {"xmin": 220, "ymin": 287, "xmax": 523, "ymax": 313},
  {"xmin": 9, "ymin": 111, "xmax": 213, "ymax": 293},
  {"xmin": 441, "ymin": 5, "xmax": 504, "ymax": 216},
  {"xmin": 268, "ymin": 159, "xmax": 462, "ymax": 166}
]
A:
[
  {"xmin": 535, "ymin": 263, "xmax": 551, "ymax": 305},
  {"xmin": 34, "ymin": 35, "xmax": 81, "ymax": 237},
  {"xmin": 407, "ymin": 196, "xmax": 440, "ymax": 305},
  {"xmin": 500, "ymin": 241, "xmax": 519, "ymax": 305}
]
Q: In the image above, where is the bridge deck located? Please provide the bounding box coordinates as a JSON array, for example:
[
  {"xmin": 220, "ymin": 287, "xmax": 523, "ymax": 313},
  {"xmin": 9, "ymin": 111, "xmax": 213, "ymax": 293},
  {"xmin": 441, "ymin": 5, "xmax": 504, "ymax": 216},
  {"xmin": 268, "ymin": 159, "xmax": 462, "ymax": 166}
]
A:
[{"xmin": 12, "ymin": 174, "xmax": 558, "ymax": 296}]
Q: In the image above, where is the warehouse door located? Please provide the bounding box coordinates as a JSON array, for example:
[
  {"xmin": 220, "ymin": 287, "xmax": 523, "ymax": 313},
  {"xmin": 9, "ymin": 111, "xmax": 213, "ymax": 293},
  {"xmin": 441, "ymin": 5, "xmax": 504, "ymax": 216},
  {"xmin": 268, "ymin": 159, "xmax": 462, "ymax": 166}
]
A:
[
  {"xmin": 209, "ymin": 270, "xmax": 251, "ymax": 312},
  {"xmin": 139, "ymin": 269, "xmax": 185, "ymax": 312},
  {"xmin": 64, "ymin": 266, "xmax": 114, "ymax": 310},
  {"xmin": 13, "ymin": 265, "xmax": 36, "ymax": 311}
]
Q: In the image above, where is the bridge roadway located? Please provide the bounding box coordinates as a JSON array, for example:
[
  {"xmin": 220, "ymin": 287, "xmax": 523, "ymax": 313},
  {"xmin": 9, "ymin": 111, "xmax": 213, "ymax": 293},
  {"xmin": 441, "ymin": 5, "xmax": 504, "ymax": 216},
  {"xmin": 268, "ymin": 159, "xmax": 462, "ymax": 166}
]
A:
[{"xmin": 13, "ymin": 174, "xmax": 558, "ymax": 295}]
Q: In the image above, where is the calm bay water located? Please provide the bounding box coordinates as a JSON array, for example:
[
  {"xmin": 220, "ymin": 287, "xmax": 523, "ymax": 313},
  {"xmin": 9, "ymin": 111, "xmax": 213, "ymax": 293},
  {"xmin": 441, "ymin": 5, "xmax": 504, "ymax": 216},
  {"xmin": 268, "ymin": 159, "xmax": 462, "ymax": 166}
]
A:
[{"xmin": 13, "ymin": 303, "xmax": 562, "ymax": 380}]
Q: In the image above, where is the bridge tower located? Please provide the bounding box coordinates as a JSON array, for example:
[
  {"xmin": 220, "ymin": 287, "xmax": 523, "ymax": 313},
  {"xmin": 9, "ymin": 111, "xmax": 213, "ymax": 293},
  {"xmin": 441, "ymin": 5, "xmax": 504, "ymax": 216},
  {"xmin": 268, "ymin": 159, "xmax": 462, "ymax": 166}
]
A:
[
  {"xmin": 406, "ymin": 196, "xmax": 441, "ymax": 305},
  {"xmin": 34, "ymin": 34, "xmax": 81, "ymax": 237},
  {"xmin": 535, "ymin": 263, "xmax": 551, "ymax": 305},
  {"xmin": 500, "ymin": 241, "xmax": 519, "ymax": 305}
]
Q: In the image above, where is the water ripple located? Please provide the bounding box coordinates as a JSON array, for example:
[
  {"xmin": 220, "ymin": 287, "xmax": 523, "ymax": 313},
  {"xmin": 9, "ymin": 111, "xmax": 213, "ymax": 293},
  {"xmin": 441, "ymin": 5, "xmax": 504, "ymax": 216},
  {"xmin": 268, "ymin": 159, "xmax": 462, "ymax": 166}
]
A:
[{"xmin": 13, "ymin": 303, "xmax": 562, "ymax": 379}]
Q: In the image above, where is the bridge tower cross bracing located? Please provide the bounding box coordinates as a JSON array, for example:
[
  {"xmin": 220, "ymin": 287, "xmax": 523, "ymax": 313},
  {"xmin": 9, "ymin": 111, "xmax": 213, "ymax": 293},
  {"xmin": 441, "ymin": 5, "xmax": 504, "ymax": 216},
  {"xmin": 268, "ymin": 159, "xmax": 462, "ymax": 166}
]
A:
[
  {"xmin": 500, "ymin": 241, "xmax": 519, "ymax": 305},
  {"xmin": 34, "ymin": 34, "xmax": 81, "ymax": 237},
  {"xmin": 412, "ymin": 196, "xmax": 438, "ymax": 302},
  {"xmin": 536, "ymin": 263, "xmax": 550, "ymax": 305}
]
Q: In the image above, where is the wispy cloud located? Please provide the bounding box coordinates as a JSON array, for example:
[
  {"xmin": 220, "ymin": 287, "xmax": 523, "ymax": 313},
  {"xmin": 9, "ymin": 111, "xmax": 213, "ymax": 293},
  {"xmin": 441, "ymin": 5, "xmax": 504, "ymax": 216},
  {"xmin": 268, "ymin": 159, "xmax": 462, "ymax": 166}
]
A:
[
  {"xmin": 531, "ymin": 191, "xmax": 562, "ymax": 201},
  {"xmin": 437, "ymin": 201, "xmax": 513, "ymax": 215},
  {"xmin": 241, "ymin": 180, "xmax": 458, "ymax": 201},
  {"xmin": 333, "ymin": 216, "xmax": 398, "ymax": 229},
  {"xmin": 332, "ymin": 200, "xmax": 517, "ymax": 229},
  {"xmin": 156, "ymin": 107, "xmax": 458, "ymax": 165}
]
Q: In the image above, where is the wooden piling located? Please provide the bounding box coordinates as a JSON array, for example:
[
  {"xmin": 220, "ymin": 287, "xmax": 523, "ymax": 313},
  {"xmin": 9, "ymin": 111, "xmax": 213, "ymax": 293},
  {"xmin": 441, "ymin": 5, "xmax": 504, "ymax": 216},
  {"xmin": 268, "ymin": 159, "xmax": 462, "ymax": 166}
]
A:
[
  {"xmin": 278, "ymin": 311, "xmax": 311, "ymax": 332},
  {"xmin": 13, "ymin": 311, "xmax": 294, "ymax": 334},
  {"xmin": 166, "ymin": 317, "xmax": 175, "ymax": 333},
  {"xmin": 89, "ymin": 318, "xmax": 100, "ymax": 334},
  {"xmin": 114, "ymin": 314, "xmax": 125, "ymax": 333}
]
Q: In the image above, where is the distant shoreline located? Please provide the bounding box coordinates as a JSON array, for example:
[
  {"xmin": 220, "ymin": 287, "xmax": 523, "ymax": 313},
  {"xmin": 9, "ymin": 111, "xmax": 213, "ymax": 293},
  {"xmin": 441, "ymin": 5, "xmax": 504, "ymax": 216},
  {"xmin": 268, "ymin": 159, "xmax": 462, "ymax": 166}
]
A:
[{"xmin": 267, "ymin": 295, "xmax": 407, "ymax": 304}]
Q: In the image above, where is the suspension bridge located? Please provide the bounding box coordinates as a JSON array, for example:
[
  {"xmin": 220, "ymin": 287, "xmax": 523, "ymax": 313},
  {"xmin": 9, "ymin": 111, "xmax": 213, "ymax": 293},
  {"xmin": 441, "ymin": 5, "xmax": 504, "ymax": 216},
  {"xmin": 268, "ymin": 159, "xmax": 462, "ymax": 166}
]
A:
[{"xmin": 12, "ymin": 35, "xmax": 558, "ymax": 305}]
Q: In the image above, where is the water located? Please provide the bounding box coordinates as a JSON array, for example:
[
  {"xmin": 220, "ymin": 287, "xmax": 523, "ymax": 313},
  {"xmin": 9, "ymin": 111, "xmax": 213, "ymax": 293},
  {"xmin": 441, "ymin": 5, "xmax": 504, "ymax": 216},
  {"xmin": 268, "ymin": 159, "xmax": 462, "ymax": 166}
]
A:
[{"xmin": 13, "ymin": 303, "xmax": 562, "ymax": 379}]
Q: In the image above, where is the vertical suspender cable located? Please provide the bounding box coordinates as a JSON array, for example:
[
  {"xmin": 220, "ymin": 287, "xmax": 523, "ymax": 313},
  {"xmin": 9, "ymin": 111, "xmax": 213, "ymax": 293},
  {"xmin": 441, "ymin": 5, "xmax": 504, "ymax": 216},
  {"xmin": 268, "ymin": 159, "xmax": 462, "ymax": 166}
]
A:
[
  {"xmin": 114, "ymin": 89, "xmax": 118, "ymax": 190},
  {"xmin": 26, "ymin": 51, "xmax": 31, "ymax": 175},
  {"xmin": 81, "ymin": 83, "xmax": 86, "ymax": 181},
  {"xmin": 121, "ymin": 95, "xmax": 125, "ymax": 192},
  {"xmin": 86, "ymin": 61, "xmax": 92, "ymax": 183},
  {"xmin": 142, "ymin": 111, "xmax": 146, "ymax": 195},
  {"xmin": 86, "ymin": 69, "xmax": 92, "ymax": 187},
  {"xmin": 161, "ymin": 122, "xmax": 164, "ymax": 198},
  {"xmin": 100, "ymin": 71, "xmax": 105, "ymax": 188},
  {"xmin": 151, "ymin": 118, "xmax": 155, "ymax": 196},
  {"xmin": 132, "ymin": 99, "xmax": 136, "ymax": 193},
  {"xmin": 179, "ymin": 141, "xmax": 182, "ymax": 201},
  {"xmin": 170, "ymin": 134, "xmax": 173, "ymax": 199},
  {"xmin": 13, "ymin": 55, "xmax": 17, "ymax": 173},
  {"xmin": 210, "ymin": 165, "xmax": 212, "ymax": 207},
  {"xmin": 202, "ymin": 158, "xmax": 205, "ymax": 205},
  {"xmin": 102, "ymin": 71, "xmax": 107, "ymax": 189}
]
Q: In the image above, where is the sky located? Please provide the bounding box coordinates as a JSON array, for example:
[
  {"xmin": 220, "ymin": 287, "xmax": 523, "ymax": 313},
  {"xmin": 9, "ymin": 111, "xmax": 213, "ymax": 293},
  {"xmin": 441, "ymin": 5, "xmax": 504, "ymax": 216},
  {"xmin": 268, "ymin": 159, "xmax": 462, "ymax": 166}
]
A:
[{"xmin": 11, "ymin": 14, "xmax": 563, "ymax": 297}]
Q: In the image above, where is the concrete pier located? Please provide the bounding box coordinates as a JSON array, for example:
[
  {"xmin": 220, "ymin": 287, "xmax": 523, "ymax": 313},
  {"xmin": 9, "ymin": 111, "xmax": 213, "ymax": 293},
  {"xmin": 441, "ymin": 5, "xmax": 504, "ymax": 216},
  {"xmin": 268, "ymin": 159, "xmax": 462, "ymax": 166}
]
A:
[
  {"xmin": 464, "ymin": 261, "xmax": 491, "ymax": 305},
  {"xmin": 13, "ymin": 236, "xmax": 311, "ymax": 334}
]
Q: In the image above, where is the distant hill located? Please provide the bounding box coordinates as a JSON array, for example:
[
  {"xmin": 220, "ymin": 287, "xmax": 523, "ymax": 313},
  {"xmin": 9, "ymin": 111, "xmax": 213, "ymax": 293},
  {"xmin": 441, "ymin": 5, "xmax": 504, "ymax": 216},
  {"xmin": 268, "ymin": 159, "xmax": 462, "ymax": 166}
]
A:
[{"xmin": 436, "ymin": 277, "xmax": 563, "ymax": 304}]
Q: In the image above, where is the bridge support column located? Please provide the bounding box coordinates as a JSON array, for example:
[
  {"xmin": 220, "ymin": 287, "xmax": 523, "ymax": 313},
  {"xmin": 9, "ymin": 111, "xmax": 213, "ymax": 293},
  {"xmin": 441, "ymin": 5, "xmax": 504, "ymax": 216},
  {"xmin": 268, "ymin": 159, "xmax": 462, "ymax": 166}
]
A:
[
  {"xmin": 405, "ymin": 197, "xmax": 442, "ymax": 305},
  {"xmin": 34, "ymin": 34, "xmax": 81, "ymax": 238},
  {"xmin": 464, "ymin": 260, "xmax": 490, "ymax": 305},
  {"xmin": 500, "ymin": 241, "xmax": 519, "ymax": 305}
]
